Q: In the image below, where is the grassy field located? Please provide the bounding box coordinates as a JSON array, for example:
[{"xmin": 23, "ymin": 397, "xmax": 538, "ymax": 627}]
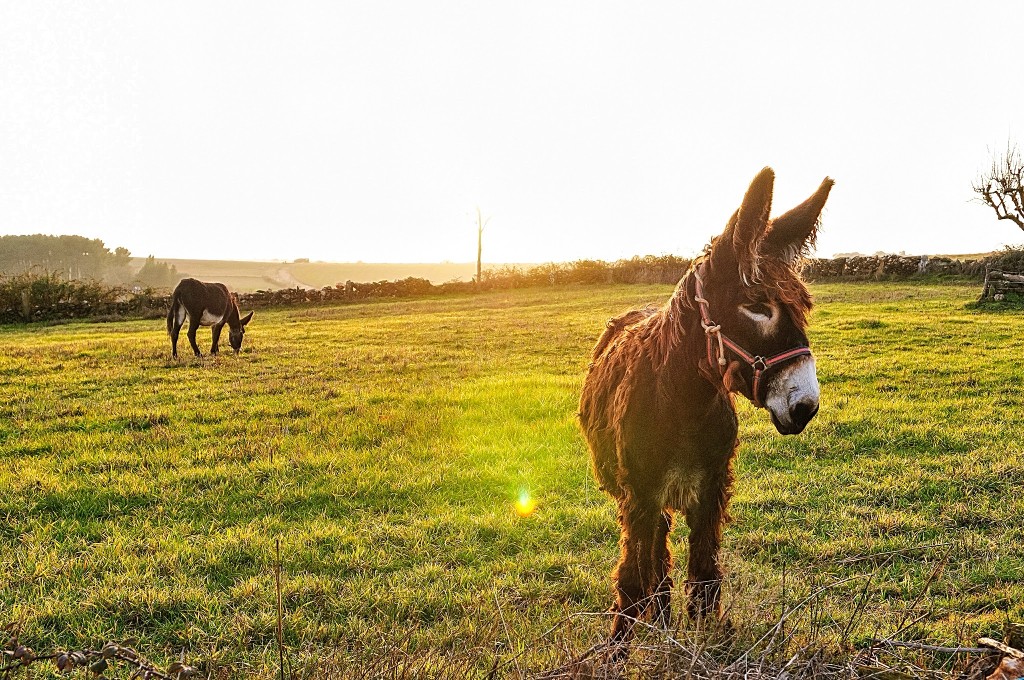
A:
[{"xmin": 1, "ymin": 281, "xmax": 1022, "ymax": 677}]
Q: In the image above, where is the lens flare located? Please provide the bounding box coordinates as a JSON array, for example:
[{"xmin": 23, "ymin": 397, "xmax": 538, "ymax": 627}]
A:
[{"xmin": 514, "ymin": 488, "xmax": 537, "ymax": 517}]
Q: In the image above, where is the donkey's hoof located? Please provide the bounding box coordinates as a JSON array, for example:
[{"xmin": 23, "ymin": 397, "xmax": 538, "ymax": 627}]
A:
[{"xmin": 653, "ymin": 593, "xmax": 673, "ymax": 631}]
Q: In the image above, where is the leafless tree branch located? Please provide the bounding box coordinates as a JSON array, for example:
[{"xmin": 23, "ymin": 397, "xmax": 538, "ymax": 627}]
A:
[{"xmin": 974, "ymin": 142, "xmax": 1024, "ymax": 230}]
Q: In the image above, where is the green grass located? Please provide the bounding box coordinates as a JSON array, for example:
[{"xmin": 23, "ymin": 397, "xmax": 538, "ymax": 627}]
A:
[{"xmin": 1, "ymin": 281, "xmax": 1022, "ymax": 676}]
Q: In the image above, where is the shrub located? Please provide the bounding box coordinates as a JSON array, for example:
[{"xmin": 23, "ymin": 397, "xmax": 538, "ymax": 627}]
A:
[{"xmin": 0, "ymin": 270, "xmax": 128, "ymax": 323}]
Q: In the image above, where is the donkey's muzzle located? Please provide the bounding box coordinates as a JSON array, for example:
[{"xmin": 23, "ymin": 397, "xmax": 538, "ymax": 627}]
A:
[
  {"xmin": 763, "ymin": 356, "xmax": 820, "ymax": 435},
  {"xmin": 769, "ymin": 399, "xmax": 818, "ymax": 435},
  {"xmin": 788, "ymin": 400, "xmax": 819, "ymax": 434},
  {"xmin": 792, "ymin": 400, "xmax": 818, "ymax": 427}
]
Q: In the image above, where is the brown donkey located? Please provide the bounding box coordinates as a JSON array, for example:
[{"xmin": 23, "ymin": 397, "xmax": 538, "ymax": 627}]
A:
[
  {"xmin": 167, "ymin": 278, "xmax": 253, "ymax": 358},
  {"xmin": 579, "ymin": 167, "xmax": 833, "ymax": 645}
]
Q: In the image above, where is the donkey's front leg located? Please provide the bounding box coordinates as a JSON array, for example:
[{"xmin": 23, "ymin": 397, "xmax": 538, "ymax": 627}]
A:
[
  {"xmin": 210, "ymin": 323, "xmax": 224, "ymax": 355},
  {"xmin": 652, "ymin": 509, "xmax": 674, "ymax": 629},
  {"xmin": 610, "ymin": 499, "xmax": 661, "ymax": 645},
  {"xmin": 684, "ymin": 471, "xmax": 733, "ymax": 622}
]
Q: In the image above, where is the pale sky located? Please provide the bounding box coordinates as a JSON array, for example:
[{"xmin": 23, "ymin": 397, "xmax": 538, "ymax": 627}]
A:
[{"xmin": 1, "ymin": 2, "xmax": 1022, "ymax": 264}]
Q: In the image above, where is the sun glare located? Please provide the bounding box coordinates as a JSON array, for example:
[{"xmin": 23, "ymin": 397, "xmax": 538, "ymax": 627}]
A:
[{"xmin": 514, "ymin": 488, "xmax": 537, "ymax": 517}]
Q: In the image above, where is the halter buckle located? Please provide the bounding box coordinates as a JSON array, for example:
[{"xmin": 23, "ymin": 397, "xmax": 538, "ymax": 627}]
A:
[{"xmin": 752, "ymin": 356, "xmax": 768, "ymax": 372}]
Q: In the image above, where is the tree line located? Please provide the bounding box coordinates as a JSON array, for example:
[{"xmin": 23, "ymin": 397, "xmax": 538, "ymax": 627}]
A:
[{"xmin": 0, "ymin": 234, "xmax": 182, "ymax": 287}]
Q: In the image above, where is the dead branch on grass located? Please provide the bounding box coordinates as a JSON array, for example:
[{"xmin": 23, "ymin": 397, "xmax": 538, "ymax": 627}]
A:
[{"xmin": 1, "ymin": 635, "xmax": 198, "ymax": 678}]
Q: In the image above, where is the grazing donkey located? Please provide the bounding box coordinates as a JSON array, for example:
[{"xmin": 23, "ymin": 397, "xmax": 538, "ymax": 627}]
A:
[
  {"xmin": 166, "ymin": 278, "xmax": 253, "ymax": 358},
  {"xmin": 579, "ymin": 167, "xmax": 833, "ymax": 645}
]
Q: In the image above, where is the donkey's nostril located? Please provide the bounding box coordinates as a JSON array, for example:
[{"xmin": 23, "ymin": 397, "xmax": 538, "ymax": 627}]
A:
[{"xmin": 791, "ymin": 400, "xmax": 819, "ymax": 428}]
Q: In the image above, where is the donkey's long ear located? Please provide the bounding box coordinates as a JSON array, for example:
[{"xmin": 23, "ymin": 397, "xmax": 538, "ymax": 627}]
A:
[
  {"xmin": 715, "ymin": 167, "xmax": 774, "ymax": 283},
  {"xmin": 240, "ymin": 311, "xmax": 254, "ymax": 326},
  {"xmin": 762, "ymin": 177, "xmax": 834, "ymax": 264}
]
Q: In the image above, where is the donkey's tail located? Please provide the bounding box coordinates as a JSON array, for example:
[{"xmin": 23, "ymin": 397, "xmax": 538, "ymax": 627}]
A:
[{"xmin": 166, "ymin": 289, "xmax": 181, "ymax": 336}]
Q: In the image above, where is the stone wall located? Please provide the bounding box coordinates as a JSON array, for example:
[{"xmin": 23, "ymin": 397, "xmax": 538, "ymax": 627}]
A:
[{"xmin": 0, "ymin": 253, "xmax": 1001, "ymax": 325}]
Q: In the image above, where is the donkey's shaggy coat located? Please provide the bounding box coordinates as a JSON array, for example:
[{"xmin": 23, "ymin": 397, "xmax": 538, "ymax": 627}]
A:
[
  {"xmin": 167, "ymin": 278, "xmax": 253, "ymax": 358},
  {"xmin": 579, "ymin": 168, "xmax": 833, "ymax": 644}
]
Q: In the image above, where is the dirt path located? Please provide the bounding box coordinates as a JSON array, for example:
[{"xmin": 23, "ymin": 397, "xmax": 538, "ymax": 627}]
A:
[{"xmin": 272, "ymin": 267, "xmax": 315, "ymax": 290}]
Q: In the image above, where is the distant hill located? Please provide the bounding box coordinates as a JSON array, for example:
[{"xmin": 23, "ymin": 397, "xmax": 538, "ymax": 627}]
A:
[
  {"xmin": 832, "ymin": 251, "xmax": 993, "ymax": 260},
  {"xmin": 129, "ymin": 258, "xmax": 539, "ymax": 292},
  {"xmin": 930, "ymin": 251, "xmax": 995, "ymax": 260}
]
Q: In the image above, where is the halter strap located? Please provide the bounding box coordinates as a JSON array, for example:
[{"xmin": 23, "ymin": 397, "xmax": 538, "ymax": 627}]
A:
[{"xmin": 692, "ymin": 264, "xmax": 812, "ymax": 408}]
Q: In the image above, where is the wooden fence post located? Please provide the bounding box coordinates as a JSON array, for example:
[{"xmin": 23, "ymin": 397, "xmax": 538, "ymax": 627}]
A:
[{"xmin": 20, "ymin": 289, "xmax": 31, "ymax": 321}]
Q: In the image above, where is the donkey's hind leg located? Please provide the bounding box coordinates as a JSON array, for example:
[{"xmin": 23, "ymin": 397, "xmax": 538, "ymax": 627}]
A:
[
  {"xmin": 170, "ymin": 322, "xmax": 181, "ymax": 359},
  {"xmin": 169, "ymin": 308, "xmax": 186, "ymax": 359},
  {"xmin": 186, "ymin": 317, "xmax": 203, "ymax": 357},
  {"xmin": 610, "ymin": 498, "xmax": 661, "ymax": 645}
]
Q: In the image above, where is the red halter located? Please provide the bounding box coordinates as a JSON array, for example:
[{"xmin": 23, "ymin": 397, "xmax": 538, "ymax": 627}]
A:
[{"xmin": 692, "ymin": 264, "xmax": 812, "ymax": 408}]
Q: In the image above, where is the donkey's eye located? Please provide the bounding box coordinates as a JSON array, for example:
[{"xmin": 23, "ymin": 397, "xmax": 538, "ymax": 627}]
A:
[{"xmin": 743, "ymin": 302, "xmax": 773, "ymax": 319}]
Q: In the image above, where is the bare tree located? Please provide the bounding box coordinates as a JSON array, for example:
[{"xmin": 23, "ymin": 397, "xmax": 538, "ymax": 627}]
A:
[
  {"xmin": 974, "ymin": 142, "xmax": 1024, "ymax": 231},
  {"xmin": 475, "ymin": 207, "xmax": 491, "ymax": 289}
]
